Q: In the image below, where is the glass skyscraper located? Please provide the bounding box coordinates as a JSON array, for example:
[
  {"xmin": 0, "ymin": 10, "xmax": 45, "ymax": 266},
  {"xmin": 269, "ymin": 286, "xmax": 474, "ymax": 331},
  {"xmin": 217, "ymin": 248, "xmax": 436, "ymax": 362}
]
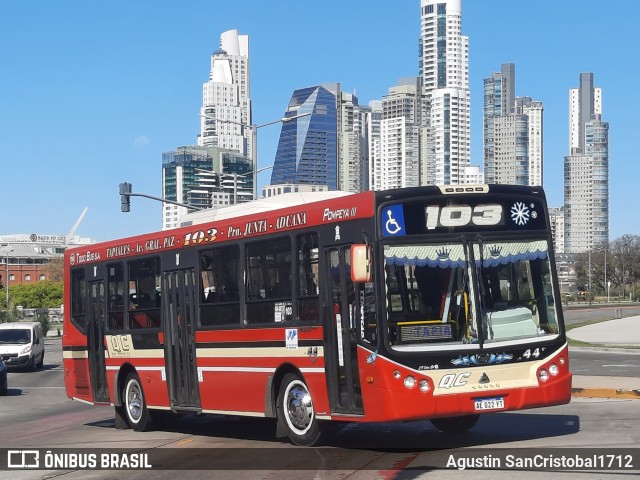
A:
[{"xmin": 270, "ymin": 85, "xmax": 338, "ymax": 189}]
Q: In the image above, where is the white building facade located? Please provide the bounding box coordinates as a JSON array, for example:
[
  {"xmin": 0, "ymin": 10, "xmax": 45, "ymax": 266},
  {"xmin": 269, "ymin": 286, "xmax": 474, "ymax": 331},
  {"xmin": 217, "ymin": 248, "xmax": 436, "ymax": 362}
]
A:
[
  {"xmin": 370, "ymin": 80, "xmax": 422, "ymax": 190},
  {"xmin": 198, "ymin": 30, "xmax": 254, "ymax": 166},
  {"xmin": 564, "ymin": 73, "xmax": 609, "ymax": 253},
  {"xmin": 483, "ymin": 64, "xmax": 543, "ymax": 187},
  {"xmin": 420, "ymin": 0, "xmax": 470, "ymax": 185}
]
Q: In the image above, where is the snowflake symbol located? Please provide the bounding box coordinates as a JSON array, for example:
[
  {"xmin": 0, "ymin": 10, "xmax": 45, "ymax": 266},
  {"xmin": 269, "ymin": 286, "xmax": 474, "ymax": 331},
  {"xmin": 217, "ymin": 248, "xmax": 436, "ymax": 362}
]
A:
[{"xmin": 511, "ymin": 202, "xmax": 530, "ymax": 226}]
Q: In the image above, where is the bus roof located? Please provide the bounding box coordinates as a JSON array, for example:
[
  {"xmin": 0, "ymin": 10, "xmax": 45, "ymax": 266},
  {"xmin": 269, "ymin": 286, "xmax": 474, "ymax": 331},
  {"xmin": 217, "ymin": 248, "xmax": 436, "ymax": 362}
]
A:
[{"xmin": 179, "ymin": 190, "xmax": 355, "ymax": 227}]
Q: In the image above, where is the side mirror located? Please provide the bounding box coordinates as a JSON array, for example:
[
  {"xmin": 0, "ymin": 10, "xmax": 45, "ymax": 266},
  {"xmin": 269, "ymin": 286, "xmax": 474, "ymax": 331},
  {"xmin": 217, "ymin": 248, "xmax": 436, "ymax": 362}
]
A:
[{"xmin": 351, "ymin": 244, "xmax": 371, "ymax": 283}]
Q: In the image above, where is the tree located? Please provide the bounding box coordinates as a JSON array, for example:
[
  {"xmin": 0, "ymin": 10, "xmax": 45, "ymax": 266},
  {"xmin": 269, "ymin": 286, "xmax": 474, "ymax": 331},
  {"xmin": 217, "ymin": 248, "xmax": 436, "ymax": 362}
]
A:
[
  {"xmin": 576, "ymin": 235, "xmax": 640, "ymax": 299},
  {"xmin": 4, "ymin": 281, "xmax": 63, "ymax": 309},
  {"xmin": 47, "ymin": 257, "xmax": 64, "ymax": 283}
]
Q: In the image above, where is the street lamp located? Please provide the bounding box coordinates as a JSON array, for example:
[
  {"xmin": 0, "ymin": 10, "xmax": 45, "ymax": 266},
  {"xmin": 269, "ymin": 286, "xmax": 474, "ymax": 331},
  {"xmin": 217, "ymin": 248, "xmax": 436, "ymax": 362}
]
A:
[
  {"xmin": 199, "ymin": 112, "xmax": 311, "ymax": 200},
  {"xmin": 0, "ymin": 245, "xmax": 13, "ymax": 308},
  {"xmin": 622, "ymin": 242, "xmax": 629, "ymax": 301}
]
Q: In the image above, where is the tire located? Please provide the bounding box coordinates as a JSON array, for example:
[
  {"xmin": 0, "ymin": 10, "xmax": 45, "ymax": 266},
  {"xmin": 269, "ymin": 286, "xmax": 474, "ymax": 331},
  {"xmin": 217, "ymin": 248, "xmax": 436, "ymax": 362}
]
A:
[
  {"xmin": 36, "ymin": 351, "xmax": 44, "ymax": 369},
  {"xmin": 277, "ymin": 373, "xmax": 321, "ymax": 446},
  {"xmin": 26, "ymin": 355, "xmax": 35, "ymax": 371},
  {"xmin": 123, "ymin": 372, "xmax": 153, "ymax": 432},
  {"xmin": 431, "ymin": 414, "xmax": 480, "ymax": 433},
  {"xmin": 0, "ymin": 377, "xmax": 7, "ymax": 396}
]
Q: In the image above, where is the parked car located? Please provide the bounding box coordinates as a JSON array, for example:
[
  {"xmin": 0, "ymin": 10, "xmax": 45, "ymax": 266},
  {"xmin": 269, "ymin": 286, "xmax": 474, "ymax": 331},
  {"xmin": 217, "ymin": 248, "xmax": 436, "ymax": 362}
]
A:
[
  {"xmin": 0, "ymin": 359, "xmax": 7, "ymax": 395},
  {"xmin": 0, "ymin": 322, "xmax": 45, "ymax": 370}
]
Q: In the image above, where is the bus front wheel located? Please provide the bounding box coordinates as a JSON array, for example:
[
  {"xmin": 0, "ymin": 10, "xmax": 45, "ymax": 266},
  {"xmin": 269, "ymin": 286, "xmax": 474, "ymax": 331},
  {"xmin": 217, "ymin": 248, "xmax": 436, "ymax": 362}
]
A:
[
  {"xmin": 431, "ymin": 414, "xmax": 480, "ymax": 433},
  {"xmin": 123, "ymin": 372, "xmax": 153, "ymax": 432},
  {"xmin": 277, "ymin": 373, "xmax": 321, "ymax": 446}
]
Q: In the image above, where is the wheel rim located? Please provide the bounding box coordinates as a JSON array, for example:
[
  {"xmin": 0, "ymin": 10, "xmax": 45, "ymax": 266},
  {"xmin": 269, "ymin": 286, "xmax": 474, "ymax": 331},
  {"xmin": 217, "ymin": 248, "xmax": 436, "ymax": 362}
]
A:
[
  {"xmin": 284, "ymin": 380, "xmax": 314, "ymax": 435},
  {"xmin": 126, "ymin": 379, "xmax": 143, "ymax": 424}
]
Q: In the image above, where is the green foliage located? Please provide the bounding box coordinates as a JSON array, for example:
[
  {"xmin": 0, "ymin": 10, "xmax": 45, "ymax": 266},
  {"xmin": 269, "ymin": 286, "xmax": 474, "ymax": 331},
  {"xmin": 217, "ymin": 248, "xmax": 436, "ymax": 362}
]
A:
[
  {"xmin": 36, "ymin": 311, "xmax": 50, "ymax": 336},
  {"xmin": 0, "ymin": 306, "xmax": 20, "ymax": 323},
  {"xmin": 2, "ymin": 281, "xmax": 63, "ymax": 309}
]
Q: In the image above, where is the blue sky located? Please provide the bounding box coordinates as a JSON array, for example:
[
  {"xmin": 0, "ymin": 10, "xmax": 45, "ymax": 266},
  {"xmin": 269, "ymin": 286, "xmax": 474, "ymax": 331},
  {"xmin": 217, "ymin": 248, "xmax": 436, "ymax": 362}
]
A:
[{"xmin": 1, "ymin": 0, "xmax": 638, "ymax": 241}]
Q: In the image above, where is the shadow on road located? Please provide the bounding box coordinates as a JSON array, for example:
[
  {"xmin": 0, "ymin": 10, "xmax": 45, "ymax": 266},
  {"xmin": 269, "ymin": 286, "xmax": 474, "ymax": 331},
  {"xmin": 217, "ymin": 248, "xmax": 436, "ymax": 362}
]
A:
[
  {"xmin": 84, "ymin": 410, "xmax": 580, "ymax": 450},
  {"xmin": 3, "ymin": 387, "xmax": 23, "ymax": 396}
]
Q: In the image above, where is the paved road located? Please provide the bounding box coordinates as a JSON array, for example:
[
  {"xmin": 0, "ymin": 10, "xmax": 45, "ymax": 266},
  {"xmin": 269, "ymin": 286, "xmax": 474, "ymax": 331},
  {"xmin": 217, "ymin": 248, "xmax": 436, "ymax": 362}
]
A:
[
  {"xmin": 2, "ymin": 337, "xmax": 640, "ymax": 479},
  {"xmin": 563, "ymin": 304, "xmax": 640, "ymax": 326},
  {"xmin": 570, "ymin": 348, "xmax": 640, "ymax": 377}
]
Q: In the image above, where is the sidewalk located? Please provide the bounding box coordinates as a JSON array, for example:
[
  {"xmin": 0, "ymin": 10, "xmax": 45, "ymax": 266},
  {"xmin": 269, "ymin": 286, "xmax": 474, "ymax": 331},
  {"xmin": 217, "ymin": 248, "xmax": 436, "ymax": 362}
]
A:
[{"xmin": 567, "ymin": 315, "xmax": 640, "ymax": 400}]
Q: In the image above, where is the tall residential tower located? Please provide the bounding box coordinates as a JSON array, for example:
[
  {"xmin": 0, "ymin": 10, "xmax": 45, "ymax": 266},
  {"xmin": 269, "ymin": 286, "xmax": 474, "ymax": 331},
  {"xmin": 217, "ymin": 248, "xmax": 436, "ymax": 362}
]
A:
[
  {"xmin": 370, "ymin": 78, "xmax": 423, "ymax": 190},
  {"xmin": 564, "ymin": 73, "xmax": 609, "ymax": 253},
  {"xmin": 198, "ymin": 30, "xmax": 253, "ymax": 166},
  {"xmin": 483, "ymin": 63, "xmax": 544, "ymax": 186},
  {"xmin": 419, "ymin": 0, "xmax": 470, "ymax": 185}
]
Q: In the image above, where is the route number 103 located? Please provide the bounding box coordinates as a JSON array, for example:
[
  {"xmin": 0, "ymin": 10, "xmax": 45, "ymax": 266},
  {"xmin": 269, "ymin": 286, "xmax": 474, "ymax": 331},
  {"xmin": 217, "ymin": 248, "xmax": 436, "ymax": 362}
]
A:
[{"xmin": 425, "ymin": 204, "xmax": 503, "ymax": 230}]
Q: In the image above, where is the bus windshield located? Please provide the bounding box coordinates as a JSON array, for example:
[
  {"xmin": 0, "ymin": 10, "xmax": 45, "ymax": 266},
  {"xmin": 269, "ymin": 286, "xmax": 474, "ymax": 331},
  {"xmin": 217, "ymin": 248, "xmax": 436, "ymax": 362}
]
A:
[{"xmin": 383, "ymin": 239, "xmax": 560, "ymax": 351}]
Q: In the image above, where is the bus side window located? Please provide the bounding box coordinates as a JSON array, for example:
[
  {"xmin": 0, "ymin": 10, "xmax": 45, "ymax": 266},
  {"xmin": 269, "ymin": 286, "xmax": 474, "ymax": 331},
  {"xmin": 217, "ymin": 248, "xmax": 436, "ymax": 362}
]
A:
[
  {"xmin": 128, "ymin": 258, "xmax": 161, "ymax": 330},
  {"xmin": 200, "ymin": 246, "xmax": 241, "ymax": 327},
  {"xmin": 71, "ymin": 268, "xmax": 87, "ymax": 333},
  {"xmin": 297, "ymin": 233, "xmax": 319, "ymax": 323},
  {"xmin": 107, "ymin": 263, "xmax": 125, "ymax": 331},
  {"xmin": 246, "ymin": 237, "xmax": 293, "ymax": 324}
]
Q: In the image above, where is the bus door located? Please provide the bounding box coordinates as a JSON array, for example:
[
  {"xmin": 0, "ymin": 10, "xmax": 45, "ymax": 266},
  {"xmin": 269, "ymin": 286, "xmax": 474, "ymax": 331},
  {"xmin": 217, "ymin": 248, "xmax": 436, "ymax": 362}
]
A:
[
  {"xmin": 86, "ymin": 279, "xmax": 109, "ymax": 403},
  {"xmin": 161, "ymin": 269, "xmax": 201, "ymax": 411},
  {"xmin": 324, "ymin": 247, "xmax": 364, "ymax": 415}
]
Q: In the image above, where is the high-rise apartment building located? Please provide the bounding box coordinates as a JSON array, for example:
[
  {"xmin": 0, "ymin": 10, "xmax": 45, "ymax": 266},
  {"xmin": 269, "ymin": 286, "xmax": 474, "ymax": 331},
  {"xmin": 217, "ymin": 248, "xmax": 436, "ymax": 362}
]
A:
[
  {"xmin": 340, "ymin": 94, "xmax": 370, "ymax": 193},
  {"xmin": 548, "ymin": 207, "xmax": 565, "ymax": 254},
  {"xmin": 162, "ymin": 29, "xmax": 254, "ymax": 228},
  {"xmin": 564, "ymin": 73, "xmax": 609, "ymax": 253},
  {"xmin": 161, "ymin": 146, "xmax": 253, "ymax": 230},
  {"xmin": 370, "ymin": 79, "xmax": 422, "ymax": 190},
  {"xmin": 419, "ymin": 0, "xmax": 470, "ymax": 185},
  {"xmin": 483, "ymin": 63, "xmax": 543, "ymax": 186},
  {"xmin": 198, "ymin": 30, "xmax": 254, "ymax": 178},
  {"xmin": 367, "ymin": 100, "xmax": 383, "ymax": 190}
]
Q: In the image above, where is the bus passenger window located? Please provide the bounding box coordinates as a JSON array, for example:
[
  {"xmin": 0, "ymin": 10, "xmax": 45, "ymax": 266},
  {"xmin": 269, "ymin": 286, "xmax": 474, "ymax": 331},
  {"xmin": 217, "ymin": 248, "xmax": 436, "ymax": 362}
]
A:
[
  {"xmin": 71, "ymin": 269, "xmax": 87, "ymax": 333},
  {"xmin": 246, "ymin": 238, "xmax": 293, "ymax": 324},
  {"xmin": 107, "ymin": 263, "xmax": 125, "ymax": 331},
  {"xmin": 297, "ymin": 233, "xmax": 319, "ymax": 323},
  {"xmin": 128, "ymin": 258, "xmax": 161, "ymax": 330},
  {"xmin": 200, "ymin": 246, "xmax": 240, "ymax": 327}
]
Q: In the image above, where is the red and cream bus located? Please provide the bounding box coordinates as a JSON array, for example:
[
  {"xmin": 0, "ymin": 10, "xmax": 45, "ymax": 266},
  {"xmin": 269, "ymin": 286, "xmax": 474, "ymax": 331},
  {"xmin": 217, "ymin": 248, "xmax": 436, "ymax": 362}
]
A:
[{"xmin": 63, "ymin": 185, "xmax": 571, "ymax": 446}]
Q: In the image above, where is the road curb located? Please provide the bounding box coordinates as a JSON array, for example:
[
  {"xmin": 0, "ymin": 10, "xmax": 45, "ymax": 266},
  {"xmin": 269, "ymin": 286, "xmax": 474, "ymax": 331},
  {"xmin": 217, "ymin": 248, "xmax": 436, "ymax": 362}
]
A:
[{"xmin": 572, "ymin": 387, "xmax": 640, "ymax": 400}]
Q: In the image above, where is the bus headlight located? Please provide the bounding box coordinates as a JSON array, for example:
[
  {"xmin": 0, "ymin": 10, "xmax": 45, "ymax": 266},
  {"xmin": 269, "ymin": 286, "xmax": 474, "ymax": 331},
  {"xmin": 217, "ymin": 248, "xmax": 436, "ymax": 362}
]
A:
[
  {"xmin": 418, "ymin": 379, "xmax": 430, "ymax": 392},
  {"xmin": 392, "ymin": 370, "xmax": 401, "ymax": 379},
  {"xmin": 538, "ymin": 369, "xmax": 549, "ymax": 382},
  {"xmin": 549, "ymin": 364, "xmax": 559, "ymax": 376},
  {"xmin": 404, "ymin": 376, "xmax": 416, "ymax": 389}
]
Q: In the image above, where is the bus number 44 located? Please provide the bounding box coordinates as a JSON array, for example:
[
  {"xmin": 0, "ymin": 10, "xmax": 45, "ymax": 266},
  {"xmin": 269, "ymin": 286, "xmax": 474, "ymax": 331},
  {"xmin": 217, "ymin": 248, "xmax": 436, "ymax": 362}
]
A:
[{"xmin": 522, "ymin": 348, "xmax": 540, "ymax": 359}]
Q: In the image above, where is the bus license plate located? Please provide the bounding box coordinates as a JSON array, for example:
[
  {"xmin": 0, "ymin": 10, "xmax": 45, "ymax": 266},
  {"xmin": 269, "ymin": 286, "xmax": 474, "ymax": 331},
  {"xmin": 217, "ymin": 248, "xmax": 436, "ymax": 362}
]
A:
[{"xmin": 474, "ymin": 397, "xmax": 505, "ymax": 411}]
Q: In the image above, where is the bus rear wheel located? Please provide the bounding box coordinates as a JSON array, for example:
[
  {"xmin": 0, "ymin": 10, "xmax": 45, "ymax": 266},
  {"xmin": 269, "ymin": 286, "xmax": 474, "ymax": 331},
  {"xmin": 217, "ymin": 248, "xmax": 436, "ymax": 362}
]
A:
[
  {"xmin": 431, "ymin": 414, "xmax": 480, "ymax": 433},
  {"xmin": 123, "ymin": 372, "xmax": 153, "ymax": 432},
  {"xmin": 277, "ymin": 373, "xmax": 321, "ymax": 446}
]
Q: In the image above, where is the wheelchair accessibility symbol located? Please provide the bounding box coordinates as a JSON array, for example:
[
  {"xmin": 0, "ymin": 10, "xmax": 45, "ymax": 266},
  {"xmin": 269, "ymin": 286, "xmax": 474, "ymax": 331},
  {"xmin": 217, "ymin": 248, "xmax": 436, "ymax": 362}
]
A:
[{"xmin": 382, "ymin": 205, "xmax": 406, "ymax": 236}]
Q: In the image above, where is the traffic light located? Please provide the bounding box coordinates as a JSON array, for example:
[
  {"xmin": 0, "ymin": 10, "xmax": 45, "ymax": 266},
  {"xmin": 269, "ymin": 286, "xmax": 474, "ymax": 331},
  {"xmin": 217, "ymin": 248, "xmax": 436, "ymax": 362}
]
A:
[{"xmin": 119, "ymin": 182, "xmax": 132, "ymax": 212}]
